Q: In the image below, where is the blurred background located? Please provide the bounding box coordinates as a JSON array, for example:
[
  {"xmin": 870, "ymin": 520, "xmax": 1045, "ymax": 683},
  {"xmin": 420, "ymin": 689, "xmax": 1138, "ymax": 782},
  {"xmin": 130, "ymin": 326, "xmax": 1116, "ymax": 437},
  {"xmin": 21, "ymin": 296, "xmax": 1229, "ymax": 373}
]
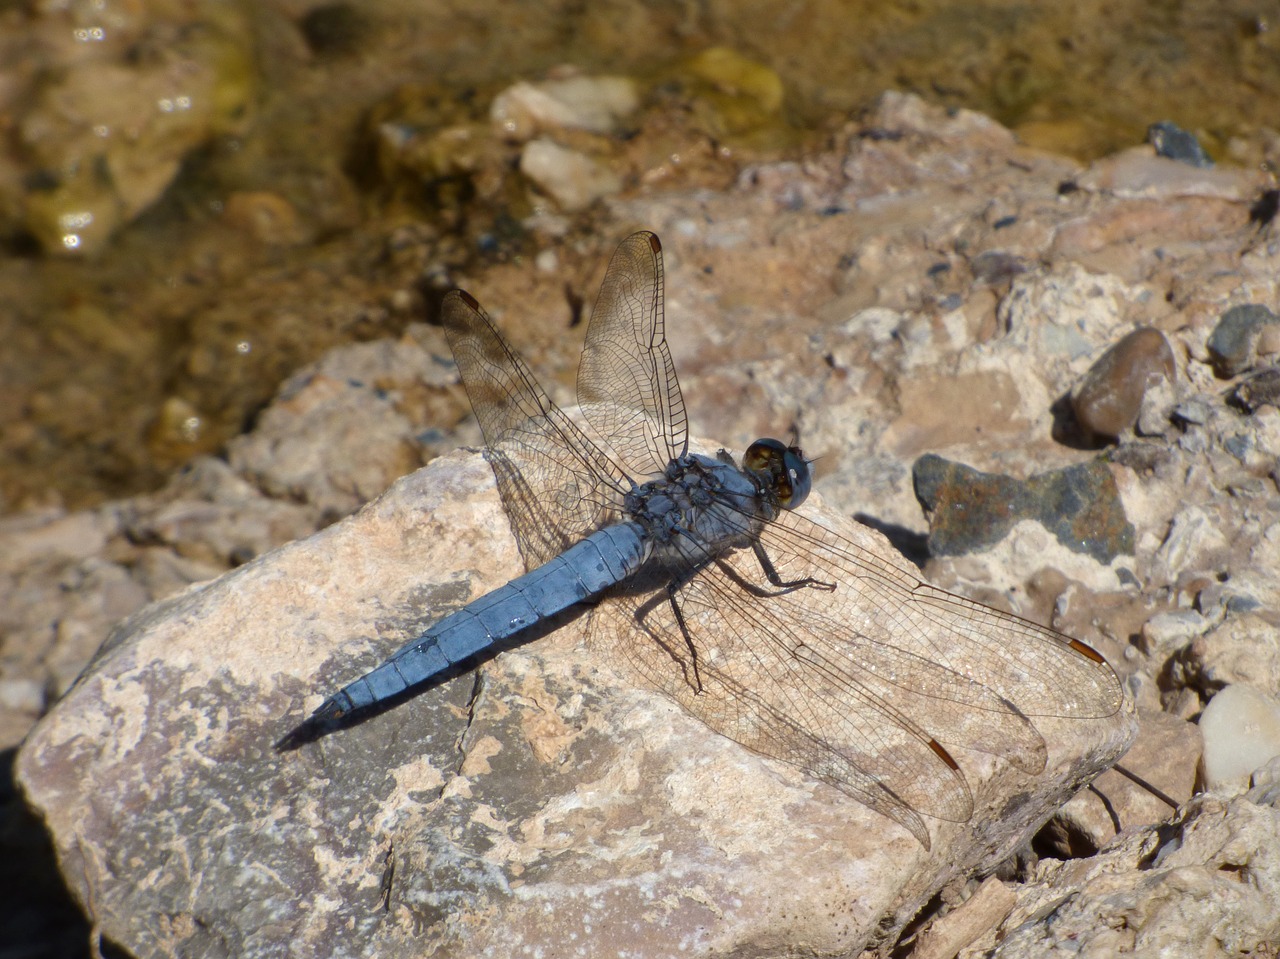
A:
[{"xmin": 0, "ymin": 0, "xmax": 1274, "ymax": 517}]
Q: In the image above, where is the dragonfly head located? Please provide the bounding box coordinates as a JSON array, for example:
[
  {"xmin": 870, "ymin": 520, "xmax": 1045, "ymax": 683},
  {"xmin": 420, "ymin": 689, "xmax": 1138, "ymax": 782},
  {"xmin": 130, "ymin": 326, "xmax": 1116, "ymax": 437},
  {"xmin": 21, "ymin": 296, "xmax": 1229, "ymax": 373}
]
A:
[{"xmin": 744, "ymin": 438, "xmax": 812, "ymax": 510}]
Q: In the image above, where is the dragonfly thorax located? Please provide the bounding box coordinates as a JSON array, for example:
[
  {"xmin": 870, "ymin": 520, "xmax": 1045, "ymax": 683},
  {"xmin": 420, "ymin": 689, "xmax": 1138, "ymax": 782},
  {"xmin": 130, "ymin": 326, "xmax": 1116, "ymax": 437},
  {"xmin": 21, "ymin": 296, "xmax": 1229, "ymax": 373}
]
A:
[{"xmin": 624, "ymin": 452, "xmax": 769, "ymax": 563}]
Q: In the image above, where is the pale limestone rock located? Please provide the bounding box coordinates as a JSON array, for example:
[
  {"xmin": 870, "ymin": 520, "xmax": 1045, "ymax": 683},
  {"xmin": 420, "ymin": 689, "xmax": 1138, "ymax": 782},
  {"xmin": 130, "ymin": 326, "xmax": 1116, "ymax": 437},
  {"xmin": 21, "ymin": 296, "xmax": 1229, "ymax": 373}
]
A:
[
  {"xmin": 16, "ymin": 451, "xmax": 1134, "ymax": 959},
  {"xmin": 1201, "ymin": 685, "xmax": 1280, "ymax": 789},
  {"xmin": 971, "ymin": 767, "xmax": 1280, "ymax": 957},
  {"xmin": 519, "ymin": 138, "xmax": 623, "ymax": 211},
  {"xmin": 490, "ymin": 76, "xmax": 639, "ymax": 141}
]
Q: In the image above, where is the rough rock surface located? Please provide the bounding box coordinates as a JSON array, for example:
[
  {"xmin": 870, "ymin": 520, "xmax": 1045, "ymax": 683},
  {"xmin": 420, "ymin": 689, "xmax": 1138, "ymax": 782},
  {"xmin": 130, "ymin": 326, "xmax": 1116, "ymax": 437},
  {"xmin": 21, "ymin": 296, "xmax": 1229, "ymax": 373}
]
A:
[
  {"xmin": 967, "ymin": 759, "xmax": 1280, "ymax": 957},
  {"xmin": 9, "ymin": 91, "xmax": 1280, "ymax": 957},
  {"xmin": 15, "ymin": 452, "xmax": 1133, "ymax": 958}
]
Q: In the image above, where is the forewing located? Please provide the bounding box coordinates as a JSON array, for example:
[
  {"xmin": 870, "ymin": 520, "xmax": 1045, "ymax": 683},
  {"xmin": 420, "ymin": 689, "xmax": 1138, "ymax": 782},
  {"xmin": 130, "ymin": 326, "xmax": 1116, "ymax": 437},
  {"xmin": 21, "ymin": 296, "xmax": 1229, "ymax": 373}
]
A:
[
  {"xmin": 752, "ymin": 511, "xmax": 1126, "ymax": 724},
  {"xmin": 577, "ymin": 231, "xmax": 689, "ymax": 476},
  {"xmin": 442, "ymin": 289, "xmax": 631, "ymax": 568}
]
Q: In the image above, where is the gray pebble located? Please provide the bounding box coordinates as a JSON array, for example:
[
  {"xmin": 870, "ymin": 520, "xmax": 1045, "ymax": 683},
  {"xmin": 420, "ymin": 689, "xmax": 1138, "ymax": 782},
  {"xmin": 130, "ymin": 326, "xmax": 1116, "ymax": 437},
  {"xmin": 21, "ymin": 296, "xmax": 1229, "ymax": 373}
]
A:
[{"xmin": 1207, "ymin": 304, "xmax": 1280, "ymax": 377}]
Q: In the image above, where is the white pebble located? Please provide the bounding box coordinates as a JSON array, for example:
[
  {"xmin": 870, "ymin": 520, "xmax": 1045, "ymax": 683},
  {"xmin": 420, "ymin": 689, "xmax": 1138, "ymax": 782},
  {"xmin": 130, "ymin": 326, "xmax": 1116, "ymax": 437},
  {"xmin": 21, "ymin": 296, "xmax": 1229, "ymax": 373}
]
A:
[
  {"xmin": 519, "ymin": 140, "xmax": 621, "ymax": 212},
  {"xmin": 1200, "ymin": 683, "xmax": 1280, "ymax": 789}
]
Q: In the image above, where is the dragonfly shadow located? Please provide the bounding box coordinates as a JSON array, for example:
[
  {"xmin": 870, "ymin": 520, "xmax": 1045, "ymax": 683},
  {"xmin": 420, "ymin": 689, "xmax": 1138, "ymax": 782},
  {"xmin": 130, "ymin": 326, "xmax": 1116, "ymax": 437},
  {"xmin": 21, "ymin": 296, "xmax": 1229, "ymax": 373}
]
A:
[{"xmin": 851, "ymin": 513, "xmax": 930, "ymax": 570}]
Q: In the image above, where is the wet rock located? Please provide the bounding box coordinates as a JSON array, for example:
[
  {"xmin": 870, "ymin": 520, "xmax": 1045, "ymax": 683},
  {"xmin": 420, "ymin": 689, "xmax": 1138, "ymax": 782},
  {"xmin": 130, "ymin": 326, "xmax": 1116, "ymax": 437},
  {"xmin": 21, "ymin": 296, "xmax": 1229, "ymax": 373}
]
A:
[
  {"xmin": 1201, "ymin": 685, "xmax": 1280, "ymax": 789},
  {"xmin": 1207, "ymin": 304, "xmax": 1280, "ymax": 377},
  {"xmin": 519, "ymin": 139, "xmax": 623, "ymax": 211},
  {"xmin": 14, "ymin": 5, "xmax": 256, "ymax": 255},
  {"xmin": 1147, "ymin": 121, "xmax": 1213, "ymax": 168},
  {"xmin": 1072, "ymin": 327, "xmax": 1177, "ymax": 440},
  {"xmin": 490, "ymin": 75, "xmax": 639, "ymax": 141},
  {"xmin": 681, "ymin": 47, "xmax": 786, "ymax": 137},
  {"xmin": 221, "ymin": 191, "xmax": 308, "ymax": 246},
  {"xmin": 913, "ymin": 454, "xmax": 1135, "ymax": 563}
]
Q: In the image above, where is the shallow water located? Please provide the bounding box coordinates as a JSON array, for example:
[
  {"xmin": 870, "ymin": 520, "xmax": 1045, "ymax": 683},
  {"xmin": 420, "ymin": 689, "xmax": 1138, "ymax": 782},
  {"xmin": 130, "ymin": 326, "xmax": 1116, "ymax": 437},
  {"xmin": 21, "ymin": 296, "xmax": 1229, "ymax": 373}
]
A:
[{"xmin": 1, "ymin": 0, "xmax": 1274, "ymax": 513}]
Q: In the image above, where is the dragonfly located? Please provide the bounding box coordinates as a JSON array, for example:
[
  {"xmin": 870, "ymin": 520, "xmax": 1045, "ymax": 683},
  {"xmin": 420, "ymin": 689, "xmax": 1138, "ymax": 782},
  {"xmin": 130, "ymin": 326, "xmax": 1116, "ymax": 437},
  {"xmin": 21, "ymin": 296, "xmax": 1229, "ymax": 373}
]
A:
[{"xmin": 284, "ymin": 231, "xmax": 1123, "ymax": 848}]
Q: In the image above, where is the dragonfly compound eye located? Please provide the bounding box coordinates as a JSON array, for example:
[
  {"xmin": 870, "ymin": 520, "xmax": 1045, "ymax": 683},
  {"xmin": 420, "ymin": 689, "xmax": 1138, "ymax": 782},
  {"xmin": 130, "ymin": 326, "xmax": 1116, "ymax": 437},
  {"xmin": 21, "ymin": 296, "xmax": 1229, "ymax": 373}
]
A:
[
  {"xmin": 745, "ymin": 438, "xmax": 812, "ymax": 509},
  {"xmin": 782, "ymin": 446, "xmax": 812, "ymax": 509}
]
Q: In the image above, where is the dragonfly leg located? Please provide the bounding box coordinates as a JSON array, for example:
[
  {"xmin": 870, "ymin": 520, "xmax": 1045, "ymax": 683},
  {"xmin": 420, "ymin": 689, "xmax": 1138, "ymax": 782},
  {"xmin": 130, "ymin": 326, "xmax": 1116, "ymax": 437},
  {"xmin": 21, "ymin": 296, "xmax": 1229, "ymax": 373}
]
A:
[
  {"xmin": 665, "ymin": 583, "xmax": 705, "ymax": 694},
  {"xmin": 630, "ymin": 577, "xmax": 706, "ymax": 694},
  {"xmin": 712, "ymin": 542, "xmax": 836, "ymax": 597}
]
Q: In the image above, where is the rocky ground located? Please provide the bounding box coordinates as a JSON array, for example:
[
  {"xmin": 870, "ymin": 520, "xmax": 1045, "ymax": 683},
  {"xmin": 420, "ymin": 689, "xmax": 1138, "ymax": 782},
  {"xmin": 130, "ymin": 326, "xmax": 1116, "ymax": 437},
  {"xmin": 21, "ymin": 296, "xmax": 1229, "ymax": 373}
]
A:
[{"xmin": 5, "ymin": 69, "xmax": 1280, "ymax": 959}]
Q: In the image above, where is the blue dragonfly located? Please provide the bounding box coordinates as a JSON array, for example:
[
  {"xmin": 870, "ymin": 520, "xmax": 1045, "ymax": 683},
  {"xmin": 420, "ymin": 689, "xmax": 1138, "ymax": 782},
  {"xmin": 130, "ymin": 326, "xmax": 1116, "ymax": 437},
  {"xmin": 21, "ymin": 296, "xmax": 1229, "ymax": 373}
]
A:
[{"xmin": 284, "ymin": 231, "xmax": 1123, "ymax": 848}]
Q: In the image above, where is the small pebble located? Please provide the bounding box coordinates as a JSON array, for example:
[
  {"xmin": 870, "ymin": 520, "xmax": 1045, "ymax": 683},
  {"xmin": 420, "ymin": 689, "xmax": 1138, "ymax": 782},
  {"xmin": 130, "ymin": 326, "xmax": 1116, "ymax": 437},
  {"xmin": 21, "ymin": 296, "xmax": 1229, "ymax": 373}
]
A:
[
  {"xmin": 1232, "ymin": 367, "xmax": 1280, "ymax": 413},
  {"xmin": 1200, "ymin": 684, "xmax": 1280, "ymax": 789},
  {"xmin": 1171, "ymin": 397, "xmax": 1212, "ymax": 426},
  {"xmin": 970, "ymin": 250, "xmax": 1029, "ymax": 285},
  {"xmin": 491, "ymin": 76, "xmax": 639, "ymax": 141},
  {"xmin": 1138, "ymin": 609, "xmax": 1208, "ymax": 659},
  {"xmin": 519, "ymin": 139, "xmax": 621, "ymax": 211},
  {"xmin": 0, "ymin": 678, "xmax": 47, "ymax": 714},
  {"xmin": 1072, "ymin": 327, "xmax": 1176, "ymax": 440},
  {"xmin": 1147, "ymin": 121, "xmax": 1213, "ymax": 168},
  {"xmin": 1207, "ymin": 304, "xmax": 1280, "ymax": 377}
]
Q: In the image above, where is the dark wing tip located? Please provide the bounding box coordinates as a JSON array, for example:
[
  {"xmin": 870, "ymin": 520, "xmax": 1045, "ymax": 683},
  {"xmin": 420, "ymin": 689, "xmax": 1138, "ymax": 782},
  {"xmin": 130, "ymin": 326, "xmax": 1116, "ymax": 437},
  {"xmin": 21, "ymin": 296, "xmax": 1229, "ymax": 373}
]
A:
[
  {"xmin": 646, "ymin": 232, "xmax": 661, "ymax": 253},
  {"xmin": 926, "ymin": 737, "xmax": 962, "ymax": 772},
  {"xmin": 1068, "ymin": 637, "xmax": 1107, "ymax": 665},
  {"xmin": 456, "ymin": 289, "xmax": 480, "ymax": 310}
]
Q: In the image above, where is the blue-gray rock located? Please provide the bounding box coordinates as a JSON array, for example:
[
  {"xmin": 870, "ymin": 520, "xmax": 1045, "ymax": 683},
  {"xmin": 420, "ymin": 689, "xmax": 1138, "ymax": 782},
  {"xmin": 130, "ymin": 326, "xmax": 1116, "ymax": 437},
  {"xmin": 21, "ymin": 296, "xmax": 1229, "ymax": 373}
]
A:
[
  {"xmin": 1147, "ymin": 121, "xmax": 1213, "ymax": 169},
  {"xmin": 1207, "ymin": 304, "xmax": 1280, "ymax": 378},
  {"xmin": 913, "ymin": 454, "xmax": 1135, "ymax": 563}
]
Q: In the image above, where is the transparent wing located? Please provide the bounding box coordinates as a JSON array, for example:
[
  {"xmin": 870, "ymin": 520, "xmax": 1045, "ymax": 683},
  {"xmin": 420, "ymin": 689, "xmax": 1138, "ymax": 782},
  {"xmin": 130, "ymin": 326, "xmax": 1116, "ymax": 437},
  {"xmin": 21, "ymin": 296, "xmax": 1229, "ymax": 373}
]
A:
[
  {"xmin": 441, "ymin": 289, "xmax": 632, "ymax": 568},
  {"xmin": 756, "ymin": 511, "xmax": 1125, "ymax": 723},
  {"xmin": 577, "ymin": 231, "xmax": 689, "ymax": 476},
  {"xmin": 591, "ymin": 507, "xmax": 1123, "ymax": 848}
]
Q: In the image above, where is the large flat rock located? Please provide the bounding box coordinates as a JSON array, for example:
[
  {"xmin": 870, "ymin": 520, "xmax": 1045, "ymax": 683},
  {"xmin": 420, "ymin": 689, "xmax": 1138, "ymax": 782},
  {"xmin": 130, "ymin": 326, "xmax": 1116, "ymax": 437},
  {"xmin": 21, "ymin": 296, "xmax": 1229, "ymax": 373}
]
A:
[{"xmin": 16, "ymin": 449, "xmax": 1134, "ymax": 958}]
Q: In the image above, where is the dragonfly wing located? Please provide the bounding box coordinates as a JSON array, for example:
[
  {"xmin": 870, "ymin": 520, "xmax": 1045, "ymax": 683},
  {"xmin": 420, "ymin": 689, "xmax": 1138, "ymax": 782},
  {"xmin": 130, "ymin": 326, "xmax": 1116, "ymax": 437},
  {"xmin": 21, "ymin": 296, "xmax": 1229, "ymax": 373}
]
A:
[
  {"xmin": 577, "ymin": 231, "xmax": 689, "ymax": 476},
  {"xmin": 592, "ymin": 575, "xmax": 968, "ymax": 848},
  {"xmin": 755, "ymin": 510, "xmax": 1125, "ymax": 724},
  {"xmin": 442, "ymin": 289, "xmax": 631, "ymax": 568},
  {"xmin": 590, "ymin": 507, "xmax": 1122, "ymax": 846}
]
